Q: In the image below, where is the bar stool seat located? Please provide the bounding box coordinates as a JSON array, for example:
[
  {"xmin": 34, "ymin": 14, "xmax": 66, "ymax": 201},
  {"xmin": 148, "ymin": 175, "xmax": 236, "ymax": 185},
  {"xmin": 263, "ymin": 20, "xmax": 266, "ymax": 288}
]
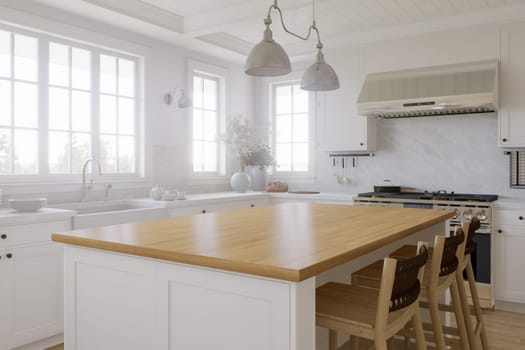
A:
[{"xmin": 317, "ymin": 283, "xmax": 412, "ymax": 331}]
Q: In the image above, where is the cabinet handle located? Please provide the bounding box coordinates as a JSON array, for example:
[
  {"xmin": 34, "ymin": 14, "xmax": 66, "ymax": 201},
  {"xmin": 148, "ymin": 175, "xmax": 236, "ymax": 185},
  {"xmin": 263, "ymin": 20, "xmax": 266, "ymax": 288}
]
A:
[
  {"xmin": 0, "ymin": 234, "xmax": 6, "ymax": 240},
  {"xmin": 519, "ymin": 216, "xmax": 524, "ymax": 221},
  {"xmin": 497, "ymin": 229, "xmax": 503, "ymax": 234},
  {"xmin": 502, "ymin": 138, "xmax": 508, "ymax": 142},
  {"xmin": 360, "ymin": 142, "xmax": 364, "ymax": 146},
  {"xmin": 202, "ymin": 210, "xmax": 206, "ymax": 214},
  {"xmin": 6, "ymin": 253, "xmax": 12, "ymax": 259}
]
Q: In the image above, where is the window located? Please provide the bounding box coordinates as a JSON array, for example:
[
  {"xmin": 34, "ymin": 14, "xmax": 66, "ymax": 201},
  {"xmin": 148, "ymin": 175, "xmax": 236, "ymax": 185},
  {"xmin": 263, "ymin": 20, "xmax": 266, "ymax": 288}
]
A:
[
  {"xmin": 0, "ymin": 32, "xmax": 39, "ymax": 174},
  {"xmin": 99, "ymin": 55, "xmax": 136, "ymax": 174},
  {"xmin": 192, "ymin": 73, "xmax": 220, "ymax": 174},
  {"xmin": 48, "ymin": 42, "xmax": 92, "ymax": 173},
  {"xmin": 272, "ymin": 82, "xmax": 310, "ymax": 173},
  {"xmin": 0, "ymin": 25, "xmax": 140, "ymax": 178}
]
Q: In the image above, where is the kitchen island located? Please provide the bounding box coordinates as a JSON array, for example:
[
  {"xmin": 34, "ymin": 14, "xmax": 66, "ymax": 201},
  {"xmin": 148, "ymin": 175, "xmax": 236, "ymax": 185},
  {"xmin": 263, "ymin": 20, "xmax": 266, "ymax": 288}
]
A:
[{"xmin": 52, "ymin": 203, "xmax": 454, "ymax": 350}]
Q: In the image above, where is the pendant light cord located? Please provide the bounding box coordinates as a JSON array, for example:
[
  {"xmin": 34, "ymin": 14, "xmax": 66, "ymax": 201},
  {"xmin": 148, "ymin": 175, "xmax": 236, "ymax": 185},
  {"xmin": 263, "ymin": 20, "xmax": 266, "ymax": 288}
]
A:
[{"xmin": 265, "ymin": 0, "xmax": 323, "ymax": 48}]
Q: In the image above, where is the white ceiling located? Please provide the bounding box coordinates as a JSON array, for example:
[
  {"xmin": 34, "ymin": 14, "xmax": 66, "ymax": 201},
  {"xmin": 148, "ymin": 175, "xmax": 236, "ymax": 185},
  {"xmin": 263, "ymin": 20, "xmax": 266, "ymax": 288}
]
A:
[{"xmin": 24, "ymin": 0, "xmax": 525, "ymax": 63}]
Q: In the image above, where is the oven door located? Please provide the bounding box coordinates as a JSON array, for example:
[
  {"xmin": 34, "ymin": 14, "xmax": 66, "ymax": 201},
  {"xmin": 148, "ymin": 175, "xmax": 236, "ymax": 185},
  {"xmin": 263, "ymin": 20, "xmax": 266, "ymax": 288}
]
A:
[{"xmin": 471, "ymin": 232, "xmax": 491, "ymax": 283}]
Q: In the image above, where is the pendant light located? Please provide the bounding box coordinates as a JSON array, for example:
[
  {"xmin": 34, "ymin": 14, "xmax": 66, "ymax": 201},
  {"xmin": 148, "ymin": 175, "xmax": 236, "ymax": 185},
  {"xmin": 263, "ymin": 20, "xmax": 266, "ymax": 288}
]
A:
[{"xmin": 244, "ymin": 0, "xmax": 340, "ymax": 91}]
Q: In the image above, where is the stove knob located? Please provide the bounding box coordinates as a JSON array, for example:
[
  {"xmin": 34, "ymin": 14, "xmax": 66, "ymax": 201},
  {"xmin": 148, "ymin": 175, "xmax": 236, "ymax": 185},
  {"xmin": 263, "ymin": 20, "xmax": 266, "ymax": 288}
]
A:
[
  {"xmin": 476, "ymin": 210, "xmax": 488, "ymax": 221},
  {"xmin": 463, "ymin": 209, "xmax": 474, "ymax": 220}
]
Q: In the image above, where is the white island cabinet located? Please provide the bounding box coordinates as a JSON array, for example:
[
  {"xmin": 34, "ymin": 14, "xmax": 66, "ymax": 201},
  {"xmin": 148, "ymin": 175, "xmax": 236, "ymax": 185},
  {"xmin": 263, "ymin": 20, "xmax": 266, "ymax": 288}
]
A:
[
  {"xmin": 53, "ymin": 203, "xmax": 452, "ymax": 350},
  {"xmin": 0, "ymin": 210, "xmax": 74, "ymax": 350}
]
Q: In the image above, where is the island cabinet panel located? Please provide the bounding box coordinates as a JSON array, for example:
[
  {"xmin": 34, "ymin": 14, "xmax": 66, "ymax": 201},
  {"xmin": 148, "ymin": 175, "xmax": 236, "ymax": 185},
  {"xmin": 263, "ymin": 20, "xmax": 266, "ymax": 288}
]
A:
[{"xmin": 64, "ymin": 245, "xmax": 315, "ymax": 350}]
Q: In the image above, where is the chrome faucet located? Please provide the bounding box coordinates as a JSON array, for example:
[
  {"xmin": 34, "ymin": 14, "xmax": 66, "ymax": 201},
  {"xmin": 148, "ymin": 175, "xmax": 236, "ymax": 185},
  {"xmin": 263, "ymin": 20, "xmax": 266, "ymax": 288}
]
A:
[{"xmin": 81, "ymin": 158, "xmax": 102, "ymax": 202}]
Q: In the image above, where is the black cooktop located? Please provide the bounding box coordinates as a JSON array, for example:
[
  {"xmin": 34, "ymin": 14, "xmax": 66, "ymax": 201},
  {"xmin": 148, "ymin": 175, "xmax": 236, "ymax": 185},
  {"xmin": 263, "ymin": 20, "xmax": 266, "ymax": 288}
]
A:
[{"xmin": 358, "ymin": 191, "xmax": 498, "ymax": 202}]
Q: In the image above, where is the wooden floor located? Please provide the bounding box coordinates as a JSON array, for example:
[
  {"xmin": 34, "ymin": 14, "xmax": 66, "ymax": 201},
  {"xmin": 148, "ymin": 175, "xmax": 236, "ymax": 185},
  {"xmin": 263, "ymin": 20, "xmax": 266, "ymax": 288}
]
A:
[{"xmin": 44, "ymin": 309, "xmax": 525, "ymax": 350}]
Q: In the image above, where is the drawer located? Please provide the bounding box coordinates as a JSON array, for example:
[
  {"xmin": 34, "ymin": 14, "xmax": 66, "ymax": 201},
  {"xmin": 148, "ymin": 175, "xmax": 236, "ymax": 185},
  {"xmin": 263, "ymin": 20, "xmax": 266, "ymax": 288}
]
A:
[
  {"xmin": 0, "ymin": 220, "xmax": 71, "ymax": 248},
  {"xmin": 494, "ymin": 209, "xmax": 525, "ymax": 227}
]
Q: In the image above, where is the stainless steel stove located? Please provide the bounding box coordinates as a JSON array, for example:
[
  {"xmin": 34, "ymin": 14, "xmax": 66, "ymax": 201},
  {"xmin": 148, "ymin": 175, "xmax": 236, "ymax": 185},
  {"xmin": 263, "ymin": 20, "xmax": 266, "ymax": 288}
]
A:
[{"xmin": 354, "ymin": 190, "xmax": 498, "ymax": 308}]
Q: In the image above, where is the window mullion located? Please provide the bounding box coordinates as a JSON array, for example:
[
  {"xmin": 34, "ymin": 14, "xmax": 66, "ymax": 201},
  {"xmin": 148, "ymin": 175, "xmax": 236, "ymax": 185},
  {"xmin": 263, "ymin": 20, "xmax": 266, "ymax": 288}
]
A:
[
  {"xmin": 68, "ymin": 46, "xmax": 73, "ymax": 173},
  {"xmin": 115, "ymin": 59, "xmax": 120, "ymax": 173},
  {"xmin": 39, "ymin": 37, "xmax": 50, "ymax": 175},
  {"xmin": 9, "ymin": 32, "xmax": 14, "ymax": 174},
  {"xmin": 91, "ymin": 50, "xmax": 100, "ymax": 173}
]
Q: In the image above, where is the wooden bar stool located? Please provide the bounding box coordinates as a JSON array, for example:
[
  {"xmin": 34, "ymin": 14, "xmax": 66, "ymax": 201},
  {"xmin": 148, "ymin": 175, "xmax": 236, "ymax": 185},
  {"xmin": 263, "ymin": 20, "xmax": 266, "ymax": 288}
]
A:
[
  {"xmin": 452, "ymin": 218, "xmax": 489, "ymax": 350},
  {"xmin": 316, "ymin": 242, "xmax": 429, "ymax": 350},
  {"xmin": 351, "ymin": 229, "xmax": 470, "ymax": 350},
  {"xmin": 382, "ymin": 218, "xmax": 488, "ymax": 350}
]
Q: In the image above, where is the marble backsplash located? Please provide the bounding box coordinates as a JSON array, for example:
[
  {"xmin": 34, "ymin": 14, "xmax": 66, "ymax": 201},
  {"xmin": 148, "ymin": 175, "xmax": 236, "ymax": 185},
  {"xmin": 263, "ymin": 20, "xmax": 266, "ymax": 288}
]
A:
[{"xmin": 309, "ymin": 114, "xmax": 525, "ymax": 199}]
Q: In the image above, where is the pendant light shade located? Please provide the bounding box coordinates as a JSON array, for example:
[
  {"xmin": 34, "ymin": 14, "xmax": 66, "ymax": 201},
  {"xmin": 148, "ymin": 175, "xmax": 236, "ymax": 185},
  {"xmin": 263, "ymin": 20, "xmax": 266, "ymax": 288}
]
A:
[
  {"xmin": 246, "ymin": 1, "xmax": 340, "ymax": 91},
  {"xmin": 245, "ymin": 27, "xmax": 291, "ymax": 77},
  {"xmin": 300, "ymin": 50, "xmax": 340, "ymax": 91}
]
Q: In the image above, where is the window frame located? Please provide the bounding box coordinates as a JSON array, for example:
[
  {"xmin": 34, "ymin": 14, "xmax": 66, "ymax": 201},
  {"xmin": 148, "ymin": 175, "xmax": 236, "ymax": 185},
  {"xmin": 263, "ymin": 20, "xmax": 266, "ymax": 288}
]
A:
[
  {"xmin": 269, "ymin": 79, "xmax": 315, "ymax": 180},
  {"xmin": 0, "ymin": 22, "xmax": 144, "ymax": 183},
  {"xmin": 187, "ymin": 59, "xmax": 229, "ymax": 184}
]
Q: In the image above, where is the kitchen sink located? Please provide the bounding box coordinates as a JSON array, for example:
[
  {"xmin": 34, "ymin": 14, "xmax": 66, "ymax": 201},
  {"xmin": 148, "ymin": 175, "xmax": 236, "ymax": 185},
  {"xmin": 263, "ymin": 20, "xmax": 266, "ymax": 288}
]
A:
[{"xmin": 54, "ymin": 200, "xmax": 169, "ymax": 229}]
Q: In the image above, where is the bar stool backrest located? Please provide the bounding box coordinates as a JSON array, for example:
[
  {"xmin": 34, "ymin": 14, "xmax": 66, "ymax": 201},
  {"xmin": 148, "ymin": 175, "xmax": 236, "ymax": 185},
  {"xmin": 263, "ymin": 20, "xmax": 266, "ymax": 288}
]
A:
[
  {"xmin": 389, "ymin": 245, "xmax": 429, "ymax": 312},
  {"xmin": 465, "ymin": 217, "xmax": 481, "ymax": 256},
  {"xmin": 439, "ymin": 228, "xmax": 465, "ymax": 277}
]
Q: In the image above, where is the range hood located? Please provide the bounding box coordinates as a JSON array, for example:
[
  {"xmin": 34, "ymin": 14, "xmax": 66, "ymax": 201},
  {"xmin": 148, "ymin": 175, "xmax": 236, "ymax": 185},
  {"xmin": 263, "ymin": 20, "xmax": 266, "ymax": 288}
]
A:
[{"xmin": 357, "ymin": 60, "xmax": 499, "ymax": 118}]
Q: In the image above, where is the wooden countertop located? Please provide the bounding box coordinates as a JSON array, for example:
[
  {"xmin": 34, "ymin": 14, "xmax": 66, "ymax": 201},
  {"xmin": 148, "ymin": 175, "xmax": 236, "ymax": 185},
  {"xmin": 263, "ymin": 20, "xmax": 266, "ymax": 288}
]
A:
[{"xmin": 52, "ymin": 203, "xmax": 454, "ymax": 282}]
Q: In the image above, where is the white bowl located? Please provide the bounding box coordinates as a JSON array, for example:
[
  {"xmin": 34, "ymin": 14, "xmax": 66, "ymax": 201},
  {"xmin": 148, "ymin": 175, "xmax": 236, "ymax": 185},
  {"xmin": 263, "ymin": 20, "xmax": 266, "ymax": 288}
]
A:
[{"xmin": 8, "ymin": 198, "xmax": 47, "ymax": 212}]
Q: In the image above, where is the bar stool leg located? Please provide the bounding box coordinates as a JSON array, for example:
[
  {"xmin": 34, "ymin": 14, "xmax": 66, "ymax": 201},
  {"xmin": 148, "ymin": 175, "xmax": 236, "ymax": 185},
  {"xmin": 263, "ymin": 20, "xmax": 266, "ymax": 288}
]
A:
[
  {"xmin": 329, "ymin": 329, "xmax": 338, "ymax": 350},
  {"xmin": 428, "ymin": 294, "xmax": 447, "ymax": 350},
  {"xmin": 349, "ymin": 335, "xmax": 358, "ymax": 350},
  {"xmin": 413, "ymin": 304, "xmax": 427, "ymax": 350},
  {"xmin": 456, "ymin": 270, "xmax": 479, "ymax": 349},
  {"xmin": 450, "ymin": 278, "xmax": 470, "ymax": 350},
  {"xmin": 374, "ymin": 336, "xmax": 388, "ymax": 350},
  {"xmin": 466, "ymin": 261, "xmax": 489, "ymax": 350}
]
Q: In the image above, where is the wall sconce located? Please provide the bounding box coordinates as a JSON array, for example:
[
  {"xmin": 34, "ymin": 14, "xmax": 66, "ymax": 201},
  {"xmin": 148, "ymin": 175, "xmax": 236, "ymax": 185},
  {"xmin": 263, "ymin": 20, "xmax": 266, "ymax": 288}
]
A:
[{"xmin": 164, "ymin": 88, "xmax": 193, "ymax": 109}]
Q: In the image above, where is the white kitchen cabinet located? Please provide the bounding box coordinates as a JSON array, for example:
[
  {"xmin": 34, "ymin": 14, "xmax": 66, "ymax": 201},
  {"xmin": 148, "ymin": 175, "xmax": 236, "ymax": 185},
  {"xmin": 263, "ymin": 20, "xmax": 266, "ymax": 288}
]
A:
[
  {"xmin": 317, "ymin": 48, "xmax": 377, "ymax": 152},
  {"xmin": 2, "ymin": 243, "xmax": 63, "ymax": 349},
  {"xmin": 169, "ymin": 198, "xmax": 269, "ymax": 217},
  {"xmin": 499, "ymin": 22, "xmax": 525, "ymax": 147},
  {"xmin": 493, "ymin": 208, "xmax": 525, "ymax": 303},
  {"xmin": 0, "ymin": 220, "xmax": 70, "ymax": 350}
]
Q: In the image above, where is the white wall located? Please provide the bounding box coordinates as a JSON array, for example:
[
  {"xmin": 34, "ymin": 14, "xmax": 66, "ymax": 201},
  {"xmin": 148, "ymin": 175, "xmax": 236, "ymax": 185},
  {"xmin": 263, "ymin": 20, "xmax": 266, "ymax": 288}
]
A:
[
  {"xmin": 0, "ymin": 1, "xmax": 254, "ymax": 203},
  {"xmin": 256, "ymin": 22, "xmax": 525, "ymax": 200}
]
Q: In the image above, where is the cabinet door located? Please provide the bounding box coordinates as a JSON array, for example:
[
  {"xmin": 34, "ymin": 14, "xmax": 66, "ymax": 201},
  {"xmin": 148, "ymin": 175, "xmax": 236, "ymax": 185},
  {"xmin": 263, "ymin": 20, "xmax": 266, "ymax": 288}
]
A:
[
  {"xmin": 500, "ymin": 23, "xmax": 525, "ymax": 147},
  {"xmin": 493, "ymin": 227, "xmax": 525, "ymax": 303},
  {"xmin": 3, "ymin": 243, "xmax": 64, "ymax": 349},
  {"xmin": 318, "ymin": 48, "xmax": 377, "ymax": 152}
]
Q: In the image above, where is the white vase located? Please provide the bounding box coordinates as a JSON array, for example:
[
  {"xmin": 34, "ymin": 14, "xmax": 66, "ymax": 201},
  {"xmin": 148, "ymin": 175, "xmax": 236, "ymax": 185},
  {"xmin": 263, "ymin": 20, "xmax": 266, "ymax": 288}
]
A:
[
  {"xmin": 230, "ymin": 172, "xmax": 251, "ymax": 192},
  {"xmin": 247, "ymin": 166, "xmax": 269, "ymax": 191}
]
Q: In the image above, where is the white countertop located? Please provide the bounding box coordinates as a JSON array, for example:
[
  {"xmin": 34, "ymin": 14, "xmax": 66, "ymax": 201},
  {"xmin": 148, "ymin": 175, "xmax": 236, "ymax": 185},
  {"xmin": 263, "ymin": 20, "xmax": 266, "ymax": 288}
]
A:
[
  {"xmin": 0, "ymin": 191, "xmax": 355, "ymax": 227},
  {"xmin": 130, "ymin": 191, "xmax": 356, "ymax": 207},
  {"xmin": 0, "ymin": 208, "xmax": 76, "ymax": 226},
  {"xmin": 493, "ymin": 197, "xmax": 525, "ymax": 210},
  {"xmin": 130, "ymin": 192, "xmax": 271, "ymax": 208}
]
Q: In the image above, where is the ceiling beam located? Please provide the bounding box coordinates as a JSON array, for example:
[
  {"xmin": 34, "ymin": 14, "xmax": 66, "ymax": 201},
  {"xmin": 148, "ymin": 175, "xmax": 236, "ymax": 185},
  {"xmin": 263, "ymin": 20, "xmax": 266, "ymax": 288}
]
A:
[{"xmin": 81, "ymin": 0, "xmax": 184, "ymax": 33}]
